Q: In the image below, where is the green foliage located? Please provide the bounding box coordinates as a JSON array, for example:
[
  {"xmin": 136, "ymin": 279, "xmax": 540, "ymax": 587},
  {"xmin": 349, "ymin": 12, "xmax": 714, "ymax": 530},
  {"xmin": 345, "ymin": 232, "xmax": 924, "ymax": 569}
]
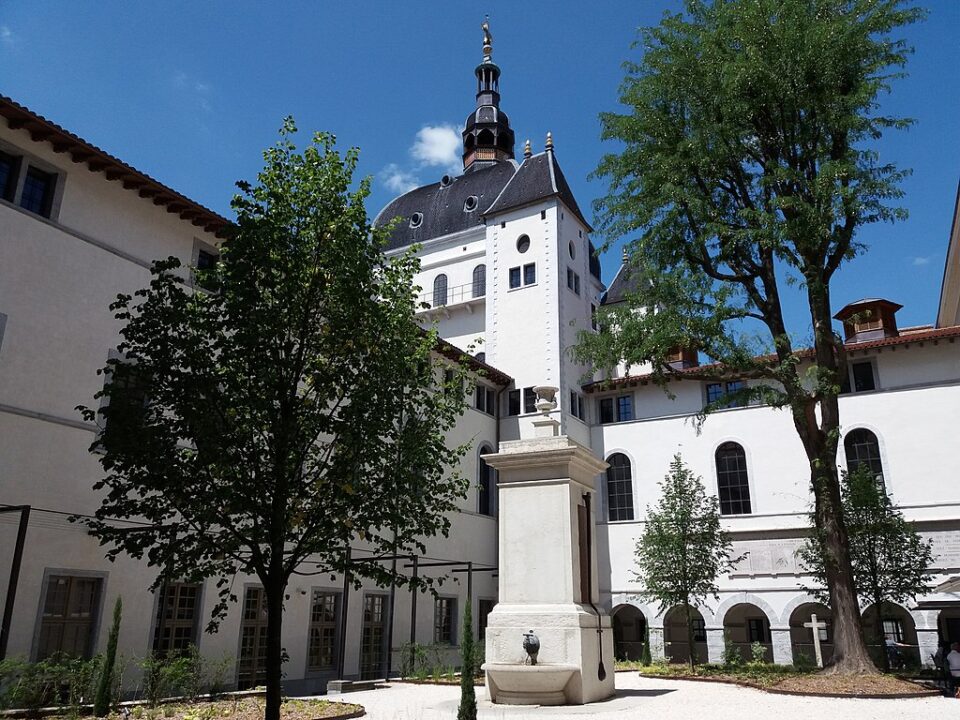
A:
[
  {"xmin": 633, "ymin": 455, "xmax": 741, "ymax": 669},
  {"xmin": 0, "ymin": 655, "xmax": 100, "ymax": 717},
  {"xmin": 797, "ymin": 464, "xmax": 934, "ymax": 618},
  {"xmin": 139, "ymin": 647, "xmax": 207, "ymax": 706},
  {"xmin": 793, "ymin": 650, "xmax": 816, "ymax": 673},
  {"xmin": 750, "ymin": 641, "xmax": 767, "ymax": 665},
  {"xmin": 457, "ymin": 599, "xmax": 477, "ymax": 720},
  {"xmin": 94, "ymin": 596, "xmax": 122, "ymax": 716},
  {"xmin": 721, "ymin": 630, "xmax": 742, "ymax": 668},
  {"xmin": 75, "ymin": 121, "xmax": 472, "ymax": 720}
]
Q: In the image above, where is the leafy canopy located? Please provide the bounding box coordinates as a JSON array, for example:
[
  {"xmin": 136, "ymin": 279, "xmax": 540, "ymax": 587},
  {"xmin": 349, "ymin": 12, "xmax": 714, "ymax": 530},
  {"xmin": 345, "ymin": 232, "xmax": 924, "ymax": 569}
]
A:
[{"xmin": 77, "ymin": 120, "xmax": 472, "ymax": 625}]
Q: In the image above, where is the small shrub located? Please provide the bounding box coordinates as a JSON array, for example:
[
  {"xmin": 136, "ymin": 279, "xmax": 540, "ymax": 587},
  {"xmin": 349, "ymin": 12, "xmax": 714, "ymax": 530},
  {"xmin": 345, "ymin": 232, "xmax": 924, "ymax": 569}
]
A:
[
  {"xmin": 721, "ymin": 632, "xmax": 742, "ymax": 668},
  {"xmin": 793, "ymin": 650, "xmax": 816, "ymax": 672},
  {"xmin": 203, "ymin": 652, "xmax": 235, "ymax": 697},
  {"xmin": 640, "ymin": 624, "xmax": 652, "ymax": 667},
  {"xmin": 750, "ymin": 641, "xmax": 767, "ymax": 664}
]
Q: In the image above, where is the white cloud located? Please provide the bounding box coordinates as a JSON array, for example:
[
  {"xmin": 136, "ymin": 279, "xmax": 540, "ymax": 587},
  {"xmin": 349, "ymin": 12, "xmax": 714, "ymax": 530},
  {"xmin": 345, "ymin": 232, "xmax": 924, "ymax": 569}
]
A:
[
  {"xmin": 379, "ymin": 164, "xmax": 419, "ymax": 194},
  {"xmin": 410, "ymin": 124, "xmax": 461, "ymax": 173},
  {"xmin": 173, "ymin": 71, "xmax": 212, "ymax": 114},
  {"xmin": 1, "ymin": 25, "xmax": 15, "ymax": 46},
  {"xmin": 911, "ymin": 256, "xmax": 930, "ymax": 266}
]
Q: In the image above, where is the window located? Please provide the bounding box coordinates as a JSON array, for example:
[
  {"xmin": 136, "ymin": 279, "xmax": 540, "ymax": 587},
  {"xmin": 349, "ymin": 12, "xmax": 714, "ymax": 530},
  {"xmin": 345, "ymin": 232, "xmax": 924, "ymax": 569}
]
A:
[
  {"xmin": 882, "ymin": 618, "xmax": 904, "ymax": 643},
  {"xmin": 152, "ymin": 582, "xmax": 200, "ymax": 656},
  {"xmin": 434, "ymin": 597, "xmax": 456, "ymax": 645},
  {"xmin": 523, "ymin": 263, "xmax": 536, "ymax": 285},
  {"xmin": 307, "ymin": 591, "xmax": 339, "ymax": 671},
  {"xmin": 475, "ymin": 385, "xmax": 495, "ymax": 415},
  {"xmin": 844, "ymin": 429, "xmax": 884, "ymax": 489},
  {"xmin": 509, "ymin": 266, "xmax": 521, "ymax": 289},
  {"xmin": 523, "ymin": 386, "xmax": 537, "ymax": 414},
  {"xmin": 478, "ymin": 599, "xmax": 495, "ymax": 640},
  {"xmin": 578, "ymin": 395, "xmax": 585, "ymax": 420},
  {"xmin": 747, "ymin": 618, "xmax": 767, "ymax": 643},
  {"xmin": 474, "ymin": 352, "xmax": 486, "ymax": 363},
  {"xmin": 464, "ymin": 195, "xmax": 478, "ymax": 212},
  {"xmin": 568, "ymin": 241, "xmax": 576, "ymax": 259},
  {"xmin": 360, "ymin": 594, "xmax": 387, "ymax": 680},
  {"xmin": 599, "ymin": 397, "xmax": 614, "ymax": 424},
  {"xmin": 840, "ymin": 361, "xmax": 876, "ymax": 394},
  {"xmin": 0, "ymin": 312, "xmax": 7, "ymax": 354},
  {"xmin": 540, "ymin": 210, "xmax": 546, "ymax": 220},
  {"xmin": 606, "ymin": 453, "xmax": 635, "ymax": 522},
  {"xmin": 100, "ymin": 360, "xmax": 150, "ymax": 450},
  {"xmin": 507, "ymin": 389, "xmax": 521, "ymax": 416},
  {"xmin": 37, "ymin": 574, "xmax": 103, "ymax": 660},
  {"xmin": 705, "ymin": 381, "xmax": 746, "ymax": 408},
  {"xmin": 433, "ymin": 274, "xmax": 448, "ymax": 307},
  {"xmin": 516, "ymin": 234, "xmax": 530, "ymax": 253},
  {"xmin": 20, "ymin": 166, "xmax": 55, "ymax": 217},
  {"xmin": 0, "ymin": 150, "xmax": 16, "ymax": 200},
  {"xmin": 238, "ymin": 586, "xmax": 268, "ymax": 689},
  {"xmin": 472, "ymin": 264, "xmax": 486, "ymax": 298},
  {"xmin": 566, "ymin": 268, "xmax": 581, "ymax": 295},
  {"xmin": 410, "ymin": 212, "xmax": 423, "ymax": 228},
  {"xmin": 691, "ymin": 618, "xmax": 706, "ymax": 642},
  {"xmin": 196, "ymin": 248, "xmax": 218, "ymax": 270},
  {"xmin": 478, "ymin": 450, "xmax": 495, "ymax": 516},
  {"xmin": 591, "ymin": 304, "xmax": 598, "ymax": 331},
  {"xmin": 715, "ymin": 442, "xmax": 752, "ymax": 515},
  {"xmin": 443, "ymin": 368, "xmax": 462, "ymax": 396},
  {"xmin": 616, "ymin": 395, "xmax": 633, "ymax": 421}
]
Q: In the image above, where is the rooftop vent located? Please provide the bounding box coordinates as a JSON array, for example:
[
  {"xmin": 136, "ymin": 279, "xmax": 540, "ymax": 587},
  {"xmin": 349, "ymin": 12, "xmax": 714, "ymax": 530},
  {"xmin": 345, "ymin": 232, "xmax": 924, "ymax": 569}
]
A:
[
  {"xmin": 440, "ymin": 175, "xmax": 454, "ymax": 187},
  {"xmin": 834, "ymin": 298, "xmax": 903, "ymax": 343},
  {"xmin": 410, "ymin": 212, "xmax": 423, "ymax": 229}
]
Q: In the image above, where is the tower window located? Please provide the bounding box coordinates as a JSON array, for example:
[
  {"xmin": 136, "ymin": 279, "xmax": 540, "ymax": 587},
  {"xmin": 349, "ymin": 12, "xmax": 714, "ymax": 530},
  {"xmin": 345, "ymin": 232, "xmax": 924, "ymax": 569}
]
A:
[
  {"xmin": 715, "ymin": 442, "xmax": 752, "ymax": 515},
  {"xmin": 516, "ymin": 235, "xmax": 530, "ymax": 253},
  {"xmin": 844, "ymin": 428, "xmax": 885, "ymax": 490},
  {"xmin": 540, "ymin": 210, "xmax": 546, "ymax": 220},
  {"xmin": 464, "ymin": 195, "xmax": 478, "ymax": 212},
  {"xmin": 605, "ymin": 453, "xmax": 635, "ymax": 522},
  {"xmin": 568, "ymin": 241, "xmax": 576, "ymax": 259},
  {"xmin": 509, "ymin": 266, "xmax": 521, "ymax": 289},
  {"xmin": 523, "ymin": 263, "xmax": 536, "ymax": 285},
  {"xmin": 507, "ymin": 389, "xmax": 521, "ymax": 416},
  {"xmin": 410, "ymin": 212, "xmax": 423, "ymax": 228},
  {"xmin": 433, "ymin": 274, "xmax": 448, "ymax": 307},
  {"xmin": 523, "ymin": 387, "xmax": 537, "ymax": 414},
  {"xmin": 472, "ymin": 264, "xmax": 486, "ymax": 298}
]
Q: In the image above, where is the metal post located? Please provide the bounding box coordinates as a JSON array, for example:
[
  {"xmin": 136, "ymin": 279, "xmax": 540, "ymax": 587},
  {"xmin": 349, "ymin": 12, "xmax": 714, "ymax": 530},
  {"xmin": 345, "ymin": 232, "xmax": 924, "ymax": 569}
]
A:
[
  {"xmin": 336, "ymin": 548, "xmax": 351, "ymax": 680},
  {"xmin": 0, "ymin": 505, "xmax": 30, "ymax": 661},
  {"xmin": 408, "ymin": 555, "xmax": 418, "ymax": 674},
  {"xmin": 385, "ymin": 553, "xmax": 399, "ymax": 680}
]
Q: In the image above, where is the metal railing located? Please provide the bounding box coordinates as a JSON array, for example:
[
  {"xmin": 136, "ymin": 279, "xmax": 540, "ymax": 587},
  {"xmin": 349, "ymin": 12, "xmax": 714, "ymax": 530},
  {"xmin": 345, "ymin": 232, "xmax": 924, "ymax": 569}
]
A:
[{"xmin": 418, "ymin": 281, "xmax": 485, "ymax": 310}]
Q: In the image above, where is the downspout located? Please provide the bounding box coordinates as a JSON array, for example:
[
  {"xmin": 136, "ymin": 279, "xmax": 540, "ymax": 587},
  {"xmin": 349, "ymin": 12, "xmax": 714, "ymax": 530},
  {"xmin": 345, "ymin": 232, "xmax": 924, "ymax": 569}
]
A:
[{"xmin": 582, "ymin": 492, "xmax": 606, "ymax": 681}]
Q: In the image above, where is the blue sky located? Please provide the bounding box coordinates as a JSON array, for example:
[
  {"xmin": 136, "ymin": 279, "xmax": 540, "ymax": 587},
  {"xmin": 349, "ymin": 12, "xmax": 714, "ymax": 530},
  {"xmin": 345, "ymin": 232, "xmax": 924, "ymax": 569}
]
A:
[{"xmin": 1, "ymin": 1, "xmax": 957, "ymax": 333}]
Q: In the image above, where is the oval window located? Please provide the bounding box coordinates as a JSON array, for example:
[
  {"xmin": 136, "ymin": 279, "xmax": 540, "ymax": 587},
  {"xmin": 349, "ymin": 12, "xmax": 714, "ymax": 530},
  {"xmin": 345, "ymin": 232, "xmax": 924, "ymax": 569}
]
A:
[
  {"xmin": 568, "ymin": 240, "xmax": 576, "ymax": 259},
  {"xmin": 464, "ymin": 195, "xmax": 478, "ymax": 212},
  {"xmin": 517, "ymin": 234, "xmax": 530, "ymax": 253},
  {"xmin": 410, "ymin": 212, "xmax": 423, "ymax": 228}
]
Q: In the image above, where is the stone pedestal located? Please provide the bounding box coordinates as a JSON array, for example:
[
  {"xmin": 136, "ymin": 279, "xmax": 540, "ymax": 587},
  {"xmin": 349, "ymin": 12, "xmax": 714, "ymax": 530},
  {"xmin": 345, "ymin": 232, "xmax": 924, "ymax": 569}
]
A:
[
  {"xmin": 706, "ymin": 627, "xmax": 725, "ymax": 664},
  {"xmin": 916, "ymin": 628, "xmax": 939, "ymax": 668},
  {"xmin": 770, "ymin": 627, "xmax": 793, "ymax": 665},
  {"xmin": 481, "ymin": 434, "xmax": 616, "ymax": 705}
]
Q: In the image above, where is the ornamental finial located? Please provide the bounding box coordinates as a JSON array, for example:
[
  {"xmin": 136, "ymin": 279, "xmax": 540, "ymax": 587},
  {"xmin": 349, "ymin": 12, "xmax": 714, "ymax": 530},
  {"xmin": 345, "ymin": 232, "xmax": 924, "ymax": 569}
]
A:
[
  {"xmin": 481, "ymin": 16, "xmax": 493, "ymax": 62},
  {"xmin": 545, "ymin": 131, "xmax": 554, "ymax": 152},
  {"xmin": 524, "ymin": 139, "xmax": 532, "ymax": 159}
]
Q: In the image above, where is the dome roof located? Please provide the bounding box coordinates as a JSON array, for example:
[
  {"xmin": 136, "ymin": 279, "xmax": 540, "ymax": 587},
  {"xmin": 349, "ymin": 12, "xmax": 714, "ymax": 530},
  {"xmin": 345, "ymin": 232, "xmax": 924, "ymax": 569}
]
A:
[{"xmin": 374, "ymin": 160, "xmax": 517, "ymax": 252}]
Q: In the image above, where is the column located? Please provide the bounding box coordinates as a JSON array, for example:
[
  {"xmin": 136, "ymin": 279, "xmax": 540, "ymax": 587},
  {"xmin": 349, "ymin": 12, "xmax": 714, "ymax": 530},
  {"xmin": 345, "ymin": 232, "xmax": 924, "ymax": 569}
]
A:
[
  {"xmin": 706, "ymin": 627, "xmax": 725, "ymax": 664},
  {"xmin": 649, "ymin": 625, "xmax": 666, "ymax": 662},
  {"xmin": 916, "ymin": 628, "xmax": 939, "ymax": 668}
]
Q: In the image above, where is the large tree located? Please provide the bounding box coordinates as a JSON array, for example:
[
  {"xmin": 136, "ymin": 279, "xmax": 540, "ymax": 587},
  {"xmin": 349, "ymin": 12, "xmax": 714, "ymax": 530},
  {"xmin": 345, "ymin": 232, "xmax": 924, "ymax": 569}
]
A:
[
  {"xmin": 77, "ymin": 121, "xmax": 471, "ymax": 720},
  {"xmin": 577, "ymin": 0, "xmax": 923, "ymax": 673},
  {"xmin": 797, "ymin": 464, "xmax": 934, "ymax": 671},
  {"xmin": 634, "ymin": 455, "xmax": 739, "ymax": 670}
]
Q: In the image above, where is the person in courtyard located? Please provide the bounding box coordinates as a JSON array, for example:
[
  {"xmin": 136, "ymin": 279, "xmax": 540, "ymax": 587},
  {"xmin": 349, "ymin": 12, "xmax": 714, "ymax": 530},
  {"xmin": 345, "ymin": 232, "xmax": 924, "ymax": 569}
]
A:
[{"xmin": 946, "ymin": 641, "xmax": 960, "ymax": 696}]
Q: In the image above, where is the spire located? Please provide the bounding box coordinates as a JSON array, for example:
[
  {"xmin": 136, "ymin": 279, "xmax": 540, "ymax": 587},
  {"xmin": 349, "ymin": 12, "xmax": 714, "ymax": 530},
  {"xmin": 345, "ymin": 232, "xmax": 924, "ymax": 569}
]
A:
[
  {"xmin": 545, "ymin": 131, "xmax": 554, "ymax": 152},
  {"xmin": 461, "ymin": 17, "xmax": 516, "ymax": 170},
  {"xmin": 523, "ymin": 139, "xmax": 532, "ymax": 159}
]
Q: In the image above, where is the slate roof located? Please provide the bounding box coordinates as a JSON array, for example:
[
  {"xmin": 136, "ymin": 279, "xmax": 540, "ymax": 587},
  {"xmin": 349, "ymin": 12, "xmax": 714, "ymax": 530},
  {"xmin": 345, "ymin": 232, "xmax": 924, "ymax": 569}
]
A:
[
  {"xmin": 601, "ymin": 262, "xmax": 641, "ymax": 305},
  {"xmin": 374, "ymin": 161, "xmax": 517, "ymax": 252},
  {"xmin": 484, "ymin": 150, "xmax": 591, "ymax": 230}
]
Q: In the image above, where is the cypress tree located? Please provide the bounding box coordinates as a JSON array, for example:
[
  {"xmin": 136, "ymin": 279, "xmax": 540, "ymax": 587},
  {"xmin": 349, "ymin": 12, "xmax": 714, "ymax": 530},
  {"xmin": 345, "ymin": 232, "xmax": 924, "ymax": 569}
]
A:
[
  {"xmin": 94, "ymin": 596, "xmax": 122, "ymax": 717},
  {"xmin": 457, "ymin": 599, "xmax": 477, "ymax": 720}
]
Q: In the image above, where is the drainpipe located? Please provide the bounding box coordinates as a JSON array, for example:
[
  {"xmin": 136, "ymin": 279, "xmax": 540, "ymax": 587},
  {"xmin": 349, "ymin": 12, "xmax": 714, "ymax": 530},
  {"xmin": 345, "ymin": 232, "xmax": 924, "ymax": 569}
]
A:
[{"xmin": 582, "ymin": 492, "xmax": 606, "ymax": 681}]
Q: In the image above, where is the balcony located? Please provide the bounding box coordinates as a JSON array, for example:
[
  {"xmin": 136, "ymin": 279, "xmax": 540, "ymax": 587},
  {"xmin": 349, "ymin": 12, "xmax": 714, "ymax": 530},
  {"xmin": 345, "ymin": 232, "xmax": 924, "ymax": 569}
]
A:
[{"xmin": 417, "ymin": 281, "xmax": 486, "ymax": 316}]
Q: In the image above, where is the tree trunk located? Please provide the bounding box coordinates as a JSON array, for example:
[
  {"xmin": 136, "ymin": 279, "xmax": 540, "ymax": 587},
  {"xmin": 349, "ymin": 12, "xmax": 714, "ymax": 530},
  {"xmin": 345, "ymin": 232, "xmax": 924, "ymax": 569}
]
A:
[
  {"xmin": 796, "ymin": 286, "xmax": 877, "ymax": 674},
  {"xmin": 684, "ymin": 602, "xmax": 695, "ymax": 671},
  {"xmin": 264, "ymin": 575, "xmax": 286, "ymax": 720},
  {"xmin": 875, "ymin": 599, "xmax": 889, "ymax": 673}
]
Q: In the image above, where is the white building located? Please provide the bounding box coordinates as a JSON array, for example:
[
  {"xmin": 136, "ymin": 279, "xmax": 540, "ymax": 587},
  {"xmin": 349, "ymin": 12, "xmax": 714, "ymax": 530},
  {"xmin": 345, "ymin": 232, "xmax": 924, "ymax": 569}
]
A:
[{"xmin": 0, "ymin": 29, "xmax": 958, "ymax": 693}]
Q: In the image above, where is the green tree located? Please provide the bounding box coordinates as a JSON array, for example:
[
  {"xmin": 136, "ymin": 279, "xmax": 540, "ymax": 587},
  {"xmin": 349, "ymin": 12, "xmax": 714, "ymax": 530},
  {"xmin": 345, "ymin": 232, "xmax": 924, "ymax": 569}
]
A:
[
  {"xmin": 578, "ymin": 0, "xmax": 923, "ymax": 673},
  {"xmin": 797, "ymin": 463, "xmax": 934, "ymax": 671},
  {"xmin": 93, "ymin": 597, "xmax": 121, "ymax": 717},
  {"xmin": 633, "ymin": 455, "xmax": 739, "ymax": 670},
  {"xmin": 76, "ymin": 121, "xmax": 471, "ymax": 720},
  {"xmin": 457, "ymin": 599, "xmax": 477, "ymax": 720}
]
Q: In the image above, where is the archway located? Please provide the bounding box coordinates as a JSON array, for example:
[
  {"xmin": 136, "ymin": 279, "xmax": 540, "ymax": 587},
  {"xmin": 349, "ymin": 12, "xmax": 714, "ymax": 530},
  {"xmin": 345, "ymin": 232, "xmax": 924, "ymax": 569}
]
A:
[
  {"xmin": 612, "ymin": 605, "xmax": 646, "ymax": 661},
  {"xmin": 722, "ymin": 603, "xmax": 773, "ymax": 662},
  {"xmin": 862, "ymin": 602, "xmax": 919, "ymax": 668},
  {"xmin": 788, "ymin": 602, "xmax": 834, "ymax": 666},
  {"xmin": 939, "ymin": 607, "xmax": 960, "ymax": 646},
  {"xmin": 663, "ymin": 605, "xmax": 707, "ymax": 664}
]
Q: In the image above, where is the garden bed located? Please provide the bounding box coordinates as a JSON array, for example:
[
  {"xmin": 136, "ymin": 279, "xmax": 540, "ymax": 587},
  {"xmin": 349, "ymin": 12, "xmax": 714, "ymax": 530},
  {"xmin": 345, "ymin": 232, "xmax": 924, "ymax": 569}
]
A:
[{"xmin": 632, "ymin": 662, "xmax": 939, "ymax": 698}]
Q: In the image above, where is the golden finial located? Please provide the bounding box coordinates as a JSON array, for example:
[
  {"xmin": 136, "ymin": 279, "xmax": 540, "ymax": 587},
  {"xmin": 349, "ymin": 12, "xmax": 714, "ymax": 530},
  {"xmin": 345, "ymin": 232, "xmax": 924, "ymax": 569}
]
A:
[
  {"xmin": 481, "ymin": 16, "xmax": 493, "ymax": 61},
  {"xmin": 523, "ymin": 139, "xmax": 532, "ymax": 159},
  {"xmin": 545, "ymin": 131, "xmax": 554, "ymax": 152}
]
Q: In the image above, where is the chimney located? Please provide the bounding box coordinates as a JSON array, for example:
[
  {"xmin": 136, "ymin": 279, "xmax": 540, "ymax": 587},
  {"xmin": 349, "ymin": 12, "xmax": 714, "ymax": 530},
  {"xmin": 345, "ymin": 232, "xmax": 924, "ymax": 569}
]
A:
[
  {"xmin": 666, "ymin": 345, "xmax": 699, "ymax": 369},
  {"xmin": 834, "ymin": 298, "xmax": 903, "ymax": 343}
]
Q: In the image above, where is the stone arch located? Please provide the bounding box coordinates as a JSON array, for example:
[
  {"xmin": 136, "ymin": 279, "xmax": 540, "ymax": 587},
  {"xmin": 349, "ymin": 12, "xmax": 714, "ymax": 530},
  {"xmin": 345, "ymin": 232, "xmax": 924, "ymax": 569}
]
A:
[
  {"xmin": 714, "ymin": 592, "xmax": 778, "ymax": 627},
  {"xmin": 611, "ymin": 604, "xmax": 647, "ymax": 661},
  {"xmin": 787, "ymin": 601, "xmax": 834, "ymax": 667},
  {"xmin": 778, "ymin": 593, "xmax": 825, "ymax": 625},
  {"xmin": 861, "ymin": 601, "xmax": 919, "ymax": 669},
  {"xmin": 661, "ymin": 605, "xmax": 709, "ymax": 664}
]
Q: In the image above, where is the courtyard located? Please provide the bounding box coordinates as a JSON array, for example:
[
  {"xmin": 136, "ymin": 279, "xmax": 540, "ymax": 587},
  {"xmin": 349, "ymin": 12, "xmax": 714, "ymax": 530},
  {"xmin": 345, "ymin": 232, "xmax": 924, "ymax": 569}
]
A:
[{"xmin": 326, "ymin": 674, "xmax": 948, "ymax": 720}]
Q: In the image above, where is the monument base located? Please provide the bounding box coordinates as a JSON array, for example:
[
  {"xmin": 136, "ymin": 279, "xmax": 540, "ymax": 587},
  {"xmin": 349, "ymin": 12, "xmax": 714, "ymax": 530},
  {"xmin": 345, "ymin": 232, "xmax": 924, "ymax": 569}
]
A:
[{"xmin": 483, "ymin": 603, "xmax": 615, "ymax": 705}]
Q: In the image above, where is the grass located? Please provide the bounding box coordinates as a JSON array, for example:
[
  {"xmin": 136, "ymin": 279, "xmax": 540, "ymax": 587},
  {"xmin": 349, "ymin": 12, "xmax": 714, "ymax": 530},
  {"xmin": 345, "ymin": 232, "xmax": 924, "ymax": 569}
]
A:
[
  {"xmin": 620, "ymin": 660, "xmax": 808, "ymax": 688},
  {"xmin": 103, "ymin": 698, "xmax": 363, "ymax": 720}
]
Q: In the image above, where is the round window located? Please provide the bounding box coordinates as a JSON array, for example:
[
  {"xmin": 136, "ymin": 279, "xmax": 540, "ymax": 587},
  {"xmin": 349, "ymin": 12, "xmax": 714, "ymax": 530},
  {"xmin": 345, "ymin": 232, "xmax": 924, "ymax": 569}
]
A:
[
  {"xmin": 568, "ymin": 241, "xmax": 576, "ymax": 259},
  {"xmin": 516, "ymin": 234, "xmax": 531, "ymax": 253},
  {"xmin": 464, "ymin": 195, "xmax": 478, "ymax": 212},
  {"xmin": 440, "ymin": 175, "xmax": 453, "ymax": 187},
  {"xmin": 410, "ymin": 212, "xmax": 423, "ymax": 228}
]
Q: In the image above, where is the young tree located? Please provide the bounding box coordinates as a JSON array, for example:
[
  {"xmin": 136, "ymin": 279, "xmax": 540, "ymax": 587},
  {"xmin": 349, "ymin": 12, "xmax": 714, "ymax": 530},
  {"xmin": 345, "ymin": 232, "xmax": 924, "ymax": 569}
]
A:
[
  {"xmin": 457, "ymin": 599, "xmax": 477, "ymax": 720},
  {"xmin": 76, "ymin": 121, "xmax": 471, "ymax": 720},
  {"xmin": 93, "ymin": 596, "xmax": 121, "ymax": 717},
  {"xmin": 634, "ymin": 455, "xmax": 739, "ymax": 670},
  {"xmin": 797, "ymin": 464, "xmax": 934, "ymax": 671},
  {"xmin": 577, "ymin": 0, "xmax": 923, "ymax": 673}
]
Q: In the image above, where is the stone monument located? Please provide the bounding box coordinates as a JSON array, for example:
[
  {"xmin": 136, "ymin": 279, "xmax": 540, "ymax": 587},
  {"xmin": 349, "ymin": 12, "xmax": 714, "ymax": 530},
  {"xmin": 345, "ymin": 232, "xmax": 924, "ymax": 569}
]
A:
[{"xmin": 480, "ymin": 386, "xmax": 616, "ymax": 705}]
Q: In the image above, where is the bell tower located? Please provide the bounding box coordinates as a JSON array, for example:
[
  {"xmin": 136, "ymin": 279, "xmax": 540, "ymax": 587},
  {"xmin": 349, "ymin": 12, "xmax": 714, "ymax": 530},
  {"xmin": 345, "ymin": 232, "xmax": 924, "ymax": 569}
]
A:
[{"xmin": 462, "ymin": 19, "xmax": 515, "ymax": 170}]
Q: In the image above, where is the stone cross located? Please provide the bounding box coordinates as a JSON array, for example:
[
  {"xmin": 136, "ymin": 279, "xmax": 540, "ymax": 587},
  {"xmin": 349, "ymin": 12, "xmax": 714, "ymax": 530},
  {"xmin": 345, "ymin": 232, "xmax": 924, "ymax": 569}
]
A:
[{"xmin": 803, "ymin": 613, "xmax": 827, "ymax": 668}]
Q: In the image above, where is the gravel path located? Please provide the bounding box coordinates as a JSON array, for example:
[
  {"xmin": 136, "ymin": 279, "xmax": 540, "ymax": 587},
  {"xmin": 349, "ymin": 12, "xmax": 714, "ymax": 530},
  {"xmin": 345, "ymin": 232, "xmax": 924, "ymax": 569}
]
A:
[{"xmin": 324, "ymin": 673, "xmax": 953, "ymax": 720}]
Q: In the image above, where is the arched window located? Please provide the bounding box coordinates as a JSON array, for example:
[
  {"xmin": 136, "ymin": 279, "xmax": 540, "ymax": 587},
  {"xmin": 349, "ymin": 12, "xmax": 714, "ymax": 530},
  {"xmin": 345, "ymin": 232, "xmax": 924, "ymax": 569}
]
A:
[
  {"xmin": 715, "ymin": 442, "xmax": 752, "ymax": 515},
  {"xmin": 474, "ymin": 352, "xmax": 486, "ymax": 363},
  {"xmin": 844, "ymin": 429, "xmax": 884, "ymax": 490},
  {"xmin": 433, "ymin": 274, "xmax": 448, "ymax": 307},
  {"xmin": 478, "ymin": 446, "xmax": 495, "ymax": 517},
  {"xmin": 472, "ymin": 264, "xmax": 486, "ymax": 298},
  {"xmin": 606, "ymin": 453, "xmax": 634, "ymax": 522}
]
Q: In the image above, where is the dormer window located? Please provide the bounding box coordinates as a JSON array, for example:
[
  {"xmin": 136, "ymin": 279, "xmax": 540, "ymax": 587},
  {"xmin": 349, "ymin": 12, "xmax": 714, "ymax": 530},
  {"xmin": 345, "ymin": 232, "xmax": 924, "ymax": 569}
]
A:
[
  {"xmin": 410, "ymin": 212, "xmax": 423, "ymax": 228},
  {"xmin": 464, "ymin": 195, "xmax": 478, "ymax": 212}
]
